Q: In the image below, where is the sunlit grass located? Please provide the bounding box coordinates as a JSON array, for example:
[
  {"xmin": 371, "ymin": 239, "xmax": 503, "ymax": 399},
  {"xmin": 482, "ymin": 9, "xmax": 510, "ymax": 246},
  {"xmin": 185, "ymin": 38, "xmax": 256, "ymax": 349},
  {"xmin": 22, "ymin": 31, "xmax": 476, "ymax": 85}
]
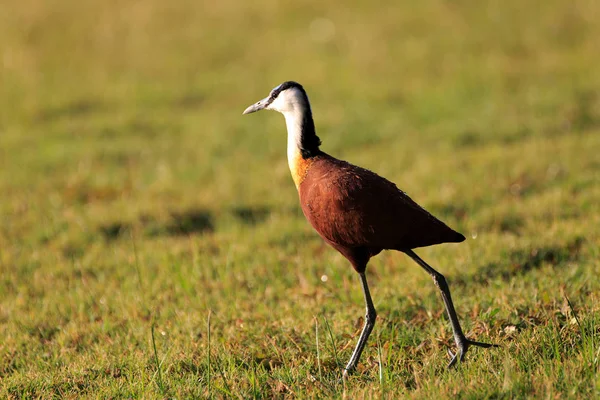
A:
[{"xmin": 1, "ymin": 0, "xmax": 599, "ymax": 398}]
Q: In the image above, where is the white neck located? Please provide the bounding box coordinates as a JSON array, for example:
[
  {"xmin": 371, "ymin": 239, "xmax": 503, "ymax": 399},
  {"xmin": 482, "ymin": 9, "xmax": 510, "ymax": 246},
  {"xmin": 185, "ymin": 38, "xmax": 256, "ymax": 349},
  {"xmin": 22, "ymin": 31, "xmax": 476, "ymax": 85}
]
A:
[
  {"xmin": 266, "ymin": 86, "xmax": 315, "ymax": 187},
  {"xmin": 284, "ymin": 110, "xmax": 304, "ymax": 174}
]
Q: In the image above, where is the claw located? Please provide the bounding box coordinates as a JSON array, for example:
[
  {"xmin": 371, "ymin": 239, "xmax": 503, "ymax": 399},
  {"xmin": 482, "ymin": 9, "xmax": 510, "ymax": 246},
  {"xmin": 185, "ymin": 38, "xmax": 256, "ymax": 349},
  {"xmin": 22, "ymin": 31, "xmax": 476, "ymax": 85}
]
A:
[
  {"xmin": 446, "ymin": 338, "xmax": 498, "ymax": 369},
  {"xmin": 342, "ymin": 368, "xmax": 351, "ymax": 381},
  {"xmin": 446, "ymin": 348, "xmax": 457, "ymax": 368},
  {"xmin": 447, "ymin": 352, "xmax": 458, "ymax": 368}
]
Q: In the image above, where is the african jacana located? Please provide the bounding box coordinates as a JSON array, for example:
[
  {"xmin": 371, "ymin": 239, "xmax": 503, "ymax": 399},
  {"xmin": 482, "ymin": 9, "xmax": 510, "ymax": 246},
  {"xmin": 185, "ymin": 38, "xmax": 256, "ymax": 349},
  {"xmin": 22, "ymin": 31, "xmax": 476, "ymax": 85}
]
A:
[{"xmin": 243, "ymin": 81, "xmax": 496, "ymax": 377}]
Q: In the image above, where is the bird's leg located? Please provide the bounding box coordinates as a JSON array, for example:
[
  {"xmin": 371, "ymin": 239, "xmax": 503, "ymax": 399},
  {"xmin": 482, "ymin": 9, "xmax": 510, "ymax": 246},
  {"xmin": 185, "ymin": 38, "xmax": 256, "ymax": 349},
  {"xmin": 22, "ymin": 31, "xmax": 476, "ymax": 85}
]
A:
[
  {"xmin": 404, "ymin": 249, "xmax": 497, "ymax": 368},
  {"xmin": 343, "ymin": 271, "xmax": 377, "ymax": 379}
]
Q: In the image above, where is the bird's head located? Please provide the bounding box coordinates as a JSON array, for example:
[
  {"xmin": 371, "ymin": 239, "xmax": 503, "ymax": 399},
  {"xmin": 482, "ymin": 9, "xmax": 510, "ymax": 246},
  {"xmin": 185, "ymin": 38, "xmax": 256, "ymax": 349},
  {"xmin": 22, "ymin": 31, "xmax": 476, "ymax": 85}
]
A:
[{"xmin": 243, "ymin": 81, "xmax": 310, "ymax": 116}]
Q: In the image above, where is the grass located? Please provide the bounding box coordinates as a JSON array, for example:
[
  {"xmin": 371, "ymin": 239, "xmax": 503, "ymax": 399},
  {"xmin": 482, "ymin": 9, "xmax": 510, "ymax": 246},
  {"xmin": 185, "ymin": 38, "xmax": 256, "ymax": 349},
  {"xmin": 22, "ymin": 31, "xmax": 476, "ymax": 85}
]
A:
[{"xmin": 1, "ymin": 0, "xmax": 599, "ymax": 397}]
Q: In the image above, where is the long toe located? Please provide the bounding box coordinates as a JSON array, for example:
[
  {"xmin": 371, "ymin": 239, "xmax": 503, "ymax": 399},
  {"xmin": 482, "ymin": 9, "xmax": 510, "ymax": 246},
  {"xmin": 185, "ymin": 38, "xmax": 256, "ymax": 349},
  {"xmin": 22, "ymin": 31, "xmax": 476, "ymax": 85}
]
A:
[
  {"xmin": 447, "ymin": 350, "xmax": 458, "ymax": 368},
  {"xmin": 468, "ymin": 339, "xmax": 499, "ymax": 349},
  {"xmin": 447, "ymin": 338, "xmax": 499, "ymax": 369}
]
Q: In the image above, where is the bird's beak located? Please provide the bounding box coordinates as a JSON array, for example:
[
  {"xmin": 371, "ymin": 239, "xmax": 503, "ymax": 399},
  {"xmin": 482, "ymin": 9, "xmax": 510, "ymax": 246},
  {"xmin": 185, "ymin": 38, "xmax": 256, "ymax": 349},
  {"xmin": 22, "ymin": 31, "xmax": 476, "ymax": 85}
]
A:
[{"xmin": 242, "ymin": 97, "xmax": 269, "ymax": 115}]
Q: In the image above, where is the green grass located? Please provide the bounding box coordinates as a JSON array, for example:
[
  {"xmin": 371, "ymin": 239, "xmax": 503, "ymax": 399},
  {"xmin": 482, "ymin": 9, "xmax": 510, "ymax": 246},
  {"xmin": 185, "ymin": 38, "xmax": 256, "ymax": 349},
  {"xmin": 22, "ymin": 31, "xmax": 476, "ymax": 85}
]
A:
[{"xmin": 1, "ymin": 0, "xmax": 600, "ymax": 397}]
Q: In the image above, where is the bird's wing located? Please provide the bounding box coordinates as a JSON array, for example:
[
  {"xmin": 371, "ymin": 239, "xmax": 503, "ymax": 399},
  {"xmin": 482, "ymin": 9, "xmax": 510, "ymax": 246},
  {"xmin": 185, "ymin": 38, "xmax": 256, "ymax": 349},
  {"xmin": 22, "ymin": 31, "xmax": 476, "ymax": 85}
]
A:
[{"xmin": 301, "ymin": 160, "xmax": 464, "ymax": 250}]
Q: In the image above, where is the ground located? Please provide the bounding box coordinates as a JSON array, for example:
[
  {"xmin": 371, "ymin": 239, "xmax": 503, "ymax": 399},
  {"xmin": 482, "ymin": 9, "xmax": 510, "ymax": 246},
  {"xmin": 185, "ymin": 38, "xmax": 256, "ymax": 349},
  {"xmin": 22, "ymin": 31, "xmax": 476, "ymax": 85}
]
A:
[{"xmin": 1, "ymin": 0, "xmax": 599, "ymax": 398}]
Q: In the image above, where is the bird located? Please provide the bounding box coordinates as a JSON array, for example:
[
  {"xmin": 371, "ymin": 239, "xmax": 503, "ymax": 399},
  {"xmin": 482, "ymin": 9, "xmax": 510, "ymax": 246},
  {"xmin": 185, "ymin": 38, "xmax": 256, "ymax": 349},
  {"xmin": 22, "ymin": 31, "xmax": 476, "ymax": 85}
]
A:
[{"xmin": 243, "ymin": 81, "xmax": 496, "ymax": 377}]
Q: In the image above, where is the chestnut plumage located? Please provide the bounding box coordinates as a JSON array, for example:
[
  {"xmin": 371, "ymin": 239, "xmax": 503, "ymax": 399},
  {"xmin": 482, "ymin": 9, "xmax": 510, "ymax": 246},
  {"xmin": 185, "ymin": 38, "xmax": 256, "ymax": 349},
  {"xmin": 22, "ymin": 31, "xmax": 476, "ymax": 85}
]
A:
[
  {"xmin": 243, "ymin": 81, "xmax": 496, "ymax": 377},
  {"xmin": 299, "ymin": 154, "xmax": 465, "ymax": 272}
]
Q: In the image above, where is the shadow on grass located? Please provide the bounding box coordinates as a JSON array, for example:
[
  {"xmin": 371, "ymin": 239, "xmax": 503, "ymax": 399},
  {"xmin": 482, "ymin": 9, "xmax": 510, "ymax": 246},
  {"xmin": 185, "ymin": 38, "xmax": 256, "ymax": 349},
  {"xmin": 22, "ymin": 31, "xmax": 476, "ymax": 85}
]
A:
[
  {"xmin": 455, "ymin": 237, "xmax": 584, "ymax": 286},
  {"xmin": 231, "ymin": 206, "xmax": 271, "ymax": 226},
  {"xmin": 97, "ymin": 204, "xmax": 288, "ymax": 241},
  {"xmin": 148, "ymin": 209, "xmax": 215, "ymax": 237},
  {"xmin": 98, "ymin": 209, "xmax": 215, "ymax": 240},
  {"xmin": 98, "ymin": 222, "xmax": 131, "ymax": 240}
]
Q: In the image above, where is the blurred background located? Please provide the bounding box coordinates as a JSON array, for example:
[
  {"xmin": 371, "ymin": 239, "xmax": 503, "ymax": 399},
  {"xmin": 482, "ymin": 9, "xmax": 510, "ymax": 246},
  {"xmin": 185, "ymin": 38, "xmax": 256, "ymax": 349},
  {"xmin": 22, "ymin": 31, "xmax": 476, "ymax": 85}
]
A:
[
  {"xmin": 1, "ymin": 0, "xmax": 598, "ymax": 227},
  {"xmin": 1, "ymin": 0, "xmax": 599, "ymax": 397}
]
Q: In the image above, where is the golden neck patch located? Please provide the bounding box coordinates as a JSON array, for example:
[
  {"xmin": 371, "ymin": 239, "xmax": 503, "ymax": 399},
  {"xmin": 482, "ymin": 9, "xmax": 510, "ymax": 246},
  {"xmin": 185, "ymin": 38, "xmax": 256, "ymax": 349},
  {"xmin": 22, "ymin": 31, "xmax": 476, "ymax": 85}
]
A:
[{"xmin": 289, "ymin": 152, "xmax": 315, "ymax": 189}]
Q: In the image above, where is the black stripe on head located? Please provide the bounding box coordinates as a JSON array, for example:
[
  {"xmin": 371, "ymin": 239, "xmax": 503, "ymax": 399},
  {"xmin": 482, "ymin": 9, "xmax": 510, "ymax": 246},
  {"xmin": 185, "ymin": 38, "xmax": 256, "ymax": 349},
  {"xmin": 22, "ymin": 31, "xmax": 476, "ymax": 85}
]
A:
[
  {"xmin": 269, "ymin": 81, "xmax": 322, "ymax": 158},
  {"xmin": 269, "ymin": 81, "xmax": 304, "ymax": 100}
]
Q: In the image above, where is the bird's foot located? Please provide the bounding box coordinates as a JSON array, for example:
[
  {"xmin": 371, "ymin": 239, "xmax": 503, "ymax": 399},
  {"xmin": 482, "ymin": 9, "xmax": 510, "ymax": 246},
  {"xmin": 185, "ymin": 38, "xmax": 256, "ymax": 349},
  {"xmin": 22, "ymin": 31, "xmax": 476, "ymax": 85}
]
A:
[
  {"xmin": 342, "ymin": 369, "xmax": 349, "ymax": 381},
  {"xmin": 447, "ymin": 337, "xmax": 499, "ymax": 368},
  {"xmin": 341, "ymin": 367, "xmax": 353, "ymax": 381}
]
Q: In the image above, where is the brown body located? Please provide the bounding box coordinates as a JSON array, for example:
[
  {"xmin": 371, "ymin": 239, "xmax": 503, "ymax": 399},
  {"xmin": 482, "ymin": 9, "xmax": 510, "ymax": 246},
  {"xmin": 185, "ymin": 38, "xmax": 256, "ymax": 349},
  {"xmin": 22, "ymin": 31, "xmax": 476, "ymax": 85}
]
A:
[
  {"xmin": 243, "ymin": 81, "xmax": 495, "ymax": 375},
  {"xmin": 297, "ymin": 152, "xmax": 465, "ymax": 271}
]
